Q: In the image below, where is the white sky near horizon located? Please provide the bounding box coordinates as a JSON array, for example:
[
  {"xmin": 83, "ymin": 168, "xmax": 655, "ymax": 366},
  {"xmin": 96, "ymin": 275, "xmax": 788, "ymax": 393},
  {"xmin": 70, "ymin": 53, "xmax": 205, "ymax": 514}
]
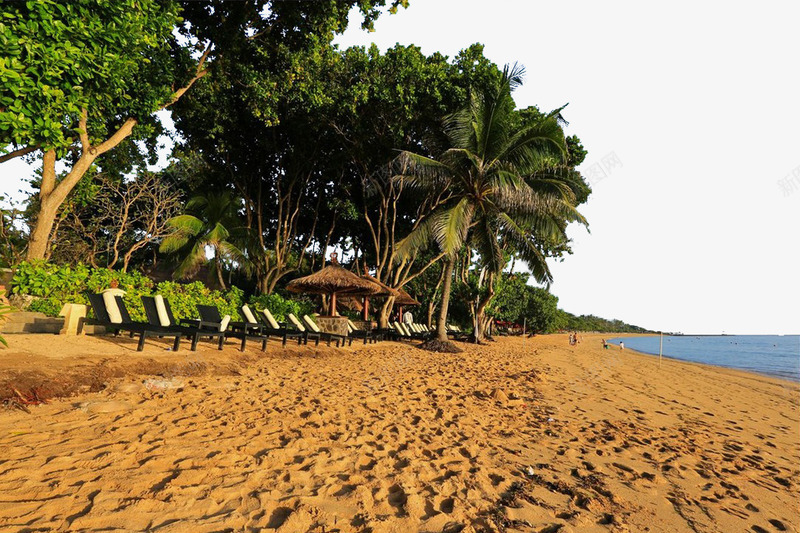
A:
[{"xmin": 1, "ymin": 1, "xmax": 798, "ymax": 335}]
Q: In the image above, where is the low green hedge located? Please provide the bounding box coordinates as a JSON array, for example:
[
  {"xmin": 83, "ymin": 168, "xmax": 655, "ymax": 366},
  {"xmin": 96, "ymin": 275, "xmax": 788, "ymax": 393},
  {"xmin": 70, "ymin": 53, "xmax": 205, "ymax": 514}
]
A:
[
  {"xmin": 10, "ymin": 261, "xmax": 246, "ymax": 322},
  {"xmin": 247, "ymin": 292, "xmax": 314, "ymax": 322}
]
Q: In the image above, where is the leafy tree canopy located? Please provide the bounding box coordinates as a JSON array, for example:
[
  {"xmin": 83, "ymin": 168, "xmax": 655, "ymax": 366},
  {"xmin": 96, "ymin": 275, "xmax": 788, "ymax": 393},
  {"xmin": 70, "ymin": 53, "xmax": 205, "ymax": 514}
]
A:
[{"xmin": 0, "ymin": 0, "xmax": 185, "ymax": 154}]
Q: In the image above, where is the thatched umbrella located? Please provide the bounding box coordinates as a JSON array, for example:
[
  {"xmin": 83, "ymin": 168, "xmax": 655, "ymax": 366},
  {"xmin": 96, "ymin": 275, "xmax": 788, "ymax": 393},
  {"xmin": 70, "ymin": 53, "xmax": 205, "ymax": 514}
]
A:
[
  {"xmin": 395, "ymin": 288, "xmax": 421, "ymax": 321},
  {"xmin": 286, "ymin": 262, "xmax": 383, "ymax": 316},
  {"xmin": 357, "ymin": 272, "xmax": 399, "ymax": 321}
]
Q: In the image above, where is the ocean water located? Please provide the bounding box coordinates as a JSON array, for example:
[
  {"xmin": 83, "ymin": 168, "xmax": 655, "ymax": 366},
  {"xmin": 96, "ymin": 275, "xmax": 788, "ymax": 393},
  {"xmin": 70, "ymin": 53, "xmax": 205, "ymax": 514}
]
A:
[{"xmin": 606, "ymin": 335, "xmax": 800, "ymax": 382}]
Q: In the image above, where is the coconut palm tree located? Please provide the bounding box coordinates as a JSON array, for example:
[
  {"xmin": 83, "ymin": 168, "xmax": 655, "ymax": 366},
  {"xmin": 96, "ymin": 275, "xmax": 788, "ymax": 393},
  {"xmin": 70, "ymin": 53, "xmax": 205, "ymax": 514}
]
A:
[
  {"xmin": 159, "ymin": 191, "xmax": 248, "ymax": 290},
  {"xmin": 396, "ymin": 64, "xmax": 586, "ymax": 346}
]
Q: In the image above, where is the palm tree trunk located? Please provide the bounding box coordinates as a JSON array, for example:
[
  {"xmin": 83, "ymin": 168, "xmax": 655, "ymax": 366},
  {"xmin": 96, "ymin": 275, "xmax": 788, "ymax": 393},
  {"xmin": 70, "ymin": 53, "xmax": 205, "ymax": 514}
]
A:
[
  {"xmin": 435, "ymin": 257, "xmax": 456, "ymax": 342},
  {"xmin": 215, "ymin": 254, "xmax": 226, "ymax": 290},
  {"xmin": 473, "ymin": 271, "xmax": 495, "ymax": 343}
]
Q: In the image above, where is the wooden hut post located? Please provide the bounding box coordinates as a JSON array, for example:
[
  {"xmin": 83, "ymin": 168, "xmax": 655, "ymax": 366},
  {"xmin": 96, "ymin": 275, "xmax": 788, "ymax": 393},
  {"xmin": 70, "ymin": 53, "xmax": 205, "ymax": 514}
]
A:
[{"xmin": 330, "ymin": 292, "xmax": 337, "ymax": 316}]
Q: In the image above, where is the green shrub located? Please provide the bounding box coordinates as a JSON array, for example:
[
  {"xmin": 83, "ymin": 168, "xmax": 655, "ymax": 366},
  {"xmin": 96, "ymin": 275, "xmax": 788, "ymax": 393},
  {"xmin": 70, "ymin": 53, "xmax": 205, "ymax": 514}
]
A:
[
  {"xmin": 10, "ymin": 261, "xmax": 245, "ymax": 322},
  {"xmin": 28, "ymin": 297, "xmax": 66, "ymax": 318},
  {"xmin": 154, "ymin": 281, "xmax": 243, "ymax": 321},
  {"xmin": 248, "ymin": 292, "xmax": 314, "ymax": 322},
  {"xmin": 12, "ymin": 261, "xmax": 91, "ymax": 300}
]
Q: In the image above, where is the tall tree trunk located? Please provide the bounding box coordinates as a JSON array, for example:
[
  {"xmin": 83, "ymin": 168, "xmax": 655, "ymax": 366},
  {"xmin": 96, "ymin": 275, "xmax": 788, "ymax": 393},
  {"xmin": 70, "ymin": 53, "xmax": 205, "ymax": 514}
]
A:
[
  {"xmin": 473, "ymin": 271, "xmax": 495, "ymax": 343},
  {"xmin": 23, "ymin": 49, "xmax": 210, "ymax": 260},
  {"xmin": 378, "ymin": 296, "xmax": 395, "ymax": 329},
  {"xmin": 435, "ymin": 257, "xmax": 456, "ymax": 342},
  {"xmin": 215, "ymin": 254, "xmax": 226, "ymax": 290},
  {"xmin": 27, "ymin": 198, "xmax": 58, "ymax": 261},
  {"xmin": 26, "ymin": 150, "xmax": 59, "ymax": 260}
]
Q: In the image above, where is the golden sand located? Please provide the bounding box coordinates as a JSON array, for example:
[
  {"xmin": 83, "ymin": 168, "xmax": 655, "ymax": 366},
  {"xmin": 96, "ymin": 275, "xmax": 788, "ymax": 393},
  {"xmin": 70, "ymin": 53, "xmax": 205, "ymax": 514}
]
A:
[{"xmin": 0, "ymin": 333, "xmax": 797, "ymax": 532}]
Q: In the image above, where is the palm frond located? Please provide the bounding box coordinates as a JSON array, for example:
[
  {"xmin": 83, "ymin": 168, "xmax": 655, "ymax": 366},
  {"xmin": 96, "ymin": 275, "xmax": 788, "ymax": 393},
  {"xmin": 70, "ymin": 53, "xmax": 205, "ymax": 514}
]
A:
[
  {"xmin": 432, "ymin": 197, "xmax": 475, "ymax": 256},
  {"xmin": 395, "ymin": 213, "xmax": 436, "ymax": 261},
  {"xmin": 165, "ymin": 214, "xmax": 205, "ymax": 235},
  {"xmin": 470, "ymin": 218, "xmax": 504, "ymax": 274},
  {"xmin": 206, "ymin": 221, "xmax": 231, "ymax": 244},
  {"xmin": 393, "ymin": 151, "xmax": 452, "ymax": 192},
  {"xmin": 497, "ymin": 212, "xmax": 553, "ymax": 284},
  {"xmin": 173, "ymin": 241, "xmax": 208, "ymax": 280}
]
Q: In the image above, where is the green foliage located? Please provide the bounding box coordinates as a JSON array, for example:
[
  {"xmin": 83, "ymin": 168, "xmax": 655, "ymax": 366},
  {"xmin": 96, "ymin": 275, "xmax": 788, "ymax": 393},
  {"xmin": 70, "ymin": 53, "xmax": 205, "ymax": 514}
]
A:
[
  {"xmin": 160, "ymin": 191, "xmax": 247, "ymax": 286},
  {"xmin": 489, "ymin": 272, "xmax": 560, "ymax": 334},
  {"xmin": 12, "ymin": 261, "xmax": 91, "ymax": 299},
  {"xmin": 9, "ymin": 261, "xmax": 247, "ymax": 322},
  {"xmin": 397, "ymin": 64, "xmax": 586, "ymax": 281},
  {"xmin": 248, "ymin": 292, "xmax": 313, "ymax": 322},
  {"xmin": 154, "ymin": 281, "xmax": 244, "ymax": 321},
  {"xmin": 489, "ymin": 272, "xmax": 652, "ymax": 334},
  {"xmin": 524, "ymin": 287, "xmax": 562, "ymax": 334},
  {"xmin": 0, "ymin": 0, "xmax": 183, "ymax": 152},
  {"xmin": 557, "ymin": 311, "xmax": 650, "ymax": 334}
]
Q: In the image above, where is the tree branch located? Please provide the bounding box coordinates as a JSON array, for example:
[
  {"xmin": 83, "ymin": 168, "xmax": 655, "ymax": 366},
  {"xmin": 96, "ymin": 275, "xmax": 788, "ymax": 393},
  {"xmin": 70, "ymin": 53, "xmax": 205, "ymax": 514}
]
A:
[
  {"xmin": 162, "ymin": 44, "xmax": 212, "ymax": 110},
  {"xmin": 0, "ymin": 145, "xmax": 38, "ymax": 164},
  {"xmin": 78, "ymin": 108, "xmax": 90, "ymax": 152}
]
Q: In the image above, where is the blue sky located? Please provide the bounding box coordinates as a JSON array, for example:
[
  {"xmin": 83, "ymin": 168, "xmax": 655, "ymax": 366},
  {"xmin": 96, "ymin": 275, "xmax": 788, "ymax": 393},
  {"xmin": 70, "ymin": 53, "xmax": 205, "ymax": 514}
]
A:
[{"xmin": 1, "ymin": 1, "xmax": 798, "ymax": 334}]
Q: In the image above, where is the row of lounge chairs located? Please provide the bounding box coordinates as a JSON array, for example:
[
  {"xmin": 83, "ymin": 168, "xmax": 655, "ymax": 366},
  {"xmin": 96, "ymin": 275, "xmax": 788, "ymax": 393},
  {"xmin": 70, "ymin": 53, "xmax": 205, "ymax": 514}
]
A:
[
  {"xmin": 386, "ymin": 322, "xmax": 468, "ymax": 341},
  {"xmin": 89, "ymin": 294, "xmax": 357, "ymax": 352},
  {"xmin": 88, "ymin": 293, "xmax": 467, "ymax": 352}
]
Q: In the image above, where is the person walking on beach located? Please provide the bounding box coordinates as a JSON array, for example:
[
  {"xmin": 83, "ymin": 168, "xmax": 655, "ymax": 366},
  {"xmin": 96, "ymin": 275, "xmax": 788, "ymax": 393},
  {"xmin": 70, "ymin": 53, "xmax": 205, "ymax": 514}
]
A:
[
  {"xmin": 620, "ymin": 341, "xmax": 625, "ymax": 350},
  {"xmin": 602, "ymin": 339, "xmax": 609, "ymax": 349}
]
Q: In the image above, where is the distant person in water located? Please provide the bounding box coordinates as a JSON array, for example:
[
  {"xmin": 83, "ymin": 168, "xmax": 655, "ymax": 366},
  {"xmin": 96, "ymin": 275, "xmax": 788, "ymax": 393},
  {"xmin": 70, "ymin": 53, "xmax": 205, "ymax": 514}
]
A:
[{"xmin": 620, "ymin": 341, "xmax": 625, "ymax": 350}]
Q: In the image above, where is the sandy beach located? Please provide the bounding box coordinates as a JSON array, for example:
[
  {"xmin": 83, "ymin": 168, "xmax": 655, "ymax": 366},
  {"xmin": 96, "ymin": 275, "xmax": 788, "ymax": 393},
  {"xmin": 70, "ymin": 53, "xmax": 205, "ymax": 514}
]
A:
[{"xmin": 0, "ymin": 333, "xmax": 797, "ymax": 532}]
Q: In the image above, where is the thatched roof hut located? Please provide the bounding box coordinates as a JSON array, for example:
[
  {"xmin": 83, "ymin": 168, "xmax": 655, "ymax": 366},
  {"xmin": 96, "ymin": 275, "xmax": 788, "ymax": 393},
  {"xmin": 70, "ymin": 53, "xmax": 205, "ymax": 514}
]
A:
[
  {"xmin": 395, "ymin": 288, "xmax": 421, "ymax": 306},
  {"xmin": 286, "ymin": 264, "xmax": 382, "ymax": 316}
]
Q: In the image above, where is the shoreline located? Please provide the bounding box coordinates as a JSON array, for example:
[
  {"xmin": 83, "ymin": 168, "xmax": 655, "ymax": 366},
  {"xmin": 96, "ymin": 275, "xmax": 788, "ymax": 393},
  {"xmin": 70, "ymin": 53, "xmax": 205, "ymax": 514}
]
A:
[
  {"xmin": 604, "ymin": 333, "xmax": 800, "ymax": 384},
  {"xmin": 0, "ymin": 333, "xmax": 797, "ymax": 532}
]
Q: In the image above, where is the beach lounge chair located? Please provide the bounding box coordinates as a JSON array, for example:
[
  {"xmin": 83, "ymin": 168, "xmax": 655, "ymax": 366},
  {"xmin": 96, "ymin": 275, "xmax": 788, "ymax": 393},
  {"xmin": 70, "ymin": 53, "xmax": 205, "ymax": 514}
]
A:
[
  {"xmin": 286, "ymin": 313, "xmax": 323, "ymax": 346},
  {"xmin": 256, "ymin": 308, "xmax": 304, "ymax": 346},
  {"xmin": 446, "ymin": 324, "xmax": 469, "ymax": 341},
  {"xmin": 401, "ymin": 321, "xmax": 428, "ymax": 340},
  {"xmin": 302, "ymin": 314, "xmax": 353, "ymax": 347},
  {"xmin": 141, "ymin": 295, "xmax": 225, "ymax": 351},
  {"xmin": 196, "ymin": 304, "xmax": 267, "ymax": 352},
  {"xmin": 87, "ymin": 293, "xmax": 182, "ymax": 352},
  {"xmin": 391, "ymin": 321, "xmax": 416, "ymax": 341},
  {"xmin": 347, "ymin": 318, "xmax": 379, "ymax": 344}
]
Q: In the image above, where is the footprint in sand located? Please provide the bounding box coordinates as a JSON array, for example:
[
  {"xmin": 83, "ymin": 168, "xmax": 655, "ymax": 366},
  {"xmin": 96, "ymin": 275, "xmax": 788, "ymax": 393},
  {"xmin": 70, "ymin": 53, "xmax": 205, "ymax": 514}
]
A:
[{"xmin": 768, "ymin": 519, "xmax": 787, "ymax": 531}]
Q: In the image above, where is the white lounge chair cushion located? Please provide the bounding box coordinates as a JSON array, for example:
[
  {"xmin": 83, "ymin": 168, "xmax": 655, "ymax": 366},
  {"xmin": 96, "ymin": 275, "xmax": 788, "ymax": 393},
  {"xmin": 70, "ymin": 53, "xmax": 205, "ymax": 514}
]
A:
[
  {"xmin": 288, "ymin": 313, "xmax": 305, "ymax": 332},
  {"xmin": 303, "ymin": 315, "xmax": 321, "ymax": 332},
  {"xmin": 394, "ymin": 322, "xmax": 410, "ymax": 336},
  {"xmin": 347, "ymin": 319, "xmax": 358, "ymax": 331},
  {"xmin": 262, "ymin": 308, "xmax": 280, "ymax": 329},
  {"xmin": 102, "ymin": 291, "xmax": 123, "ymax": 324},
  {"xmin": 219, "ymin": 315, "xmax": 230, "ymax": 332},
  {"xmin": 154, "ymin": 295, "xmax": 170, "ymax": 327},
  {"xmin": 241, "ymin": 305, "xmax": 257, "ymax": 324}
]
